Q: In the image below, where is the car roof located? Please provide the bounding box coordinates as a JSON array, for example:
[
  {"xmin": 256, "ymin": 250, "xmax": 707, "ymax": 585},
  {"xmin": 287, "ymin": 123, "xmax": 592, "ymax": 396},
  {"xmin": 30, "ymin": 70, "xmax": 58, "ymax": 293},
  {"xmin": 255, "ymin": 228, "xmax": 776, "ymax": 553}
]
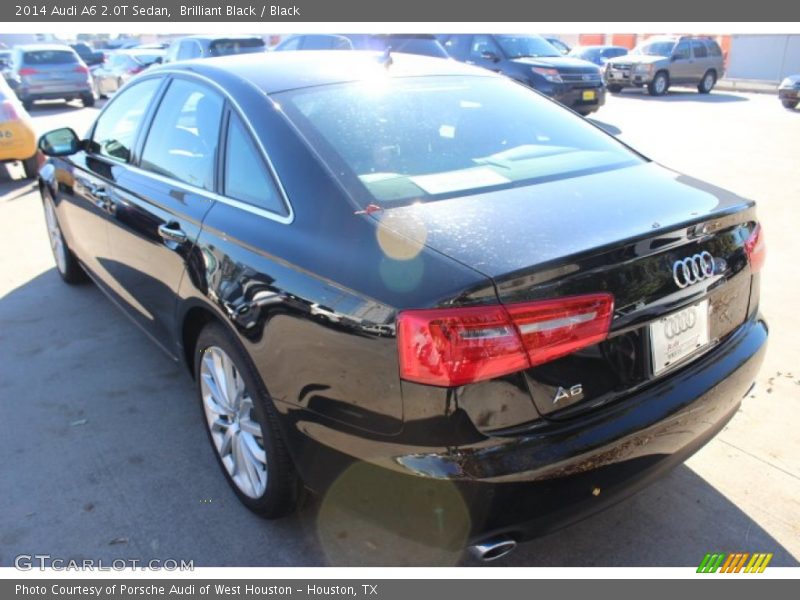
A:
[
  {"xmin": 15, "ymin": 44, "xmax": 77, "ymax": 52},
  {"xmin": 177, "ymin": 34, "xmax": 264, "ymax": 42},
  {"xmin": 152, "ymin": 50, "xmax": 493, "ymax": 94}
]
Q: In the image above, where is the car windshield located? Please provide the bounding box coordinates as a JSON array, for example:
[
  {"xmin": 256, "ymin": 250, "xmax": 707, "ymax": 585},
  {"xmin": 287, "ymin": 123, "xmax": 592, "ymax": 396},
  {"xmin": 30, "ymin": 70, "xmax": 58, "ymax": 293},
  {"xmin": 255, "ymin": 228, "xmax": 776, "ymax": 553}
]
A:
[
  {"xmin": 131, "ymin": 53, "xmax": 162, "ymax": 66},
  {"xmin": 23, "ymin": 50, "xmax": 78, "ymax": 65},
  {"xmin": 277, "ymin": 75, "xmax": 643, "ymax": 207},
  {"xmin": 209, "ymin": 38, "xmax": 265, "ymax": 57},
  {"xmin": 632, "ymin": 40, "xmax": 676, "ymax": 57},
  {"xmin": 571, "ymin": 48, "xmax": 600, "ymax": 61},
  {"xmin": 495, "ymin": 35, "xmax": 560, "ymax": 58}
]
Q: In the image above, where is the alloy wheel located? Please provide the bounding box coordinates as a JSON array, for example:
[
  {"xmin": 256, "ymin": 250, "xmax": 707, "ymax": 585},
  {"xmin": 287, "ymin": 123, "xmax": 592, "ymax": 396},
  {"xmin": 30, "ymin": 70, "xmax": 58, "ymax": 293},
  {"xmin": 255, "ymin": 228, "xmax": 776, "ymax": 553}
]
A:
[
  {"xmin": 200, "ymin": 346, "xmax": 268, "ymax": 498},
  {"xmin": 43, "ymin": 197, "xmax": 67, "ymax": 274}
]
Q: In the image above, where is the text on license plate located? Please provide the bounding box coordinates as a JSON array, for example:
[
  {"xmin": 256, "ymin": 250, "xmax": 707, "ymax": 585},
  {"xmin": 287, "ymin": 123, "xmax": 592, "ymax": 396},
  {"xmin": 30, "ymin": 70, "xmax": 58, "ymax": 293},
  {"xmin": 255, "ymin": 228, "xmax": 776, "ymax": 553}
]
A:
[
  {"xmin": 582, "ymin": 90, "xmax": 596, "ymax": 101},
  {"xmin": 649, "ymin": 300, "xmax": 710, "ymax": 376}
]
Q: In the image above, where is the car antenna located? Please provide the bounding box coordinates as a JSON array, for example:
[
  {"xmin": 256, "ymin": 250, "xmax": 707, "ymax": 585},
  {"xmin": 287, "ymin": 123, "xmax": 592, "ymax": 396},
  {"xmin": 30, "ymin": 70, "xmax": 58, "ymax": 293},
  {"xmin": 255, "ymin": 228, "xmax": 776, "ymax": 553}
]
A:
[{"xmin": 378, "ymin": 47, "xmax": 393, "ymax": 68}]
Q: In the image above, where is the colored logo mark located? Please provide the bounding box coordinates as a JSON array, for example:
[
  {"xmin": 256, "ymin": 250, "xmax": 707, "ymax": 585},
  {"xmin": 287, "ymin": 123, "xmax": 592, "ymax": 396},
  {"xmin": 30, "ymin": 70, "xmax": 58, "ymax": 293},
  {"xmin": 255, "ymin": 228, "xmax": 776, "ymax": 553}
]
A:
[{"xmin": 697, "ymin": 552, "xmax": 773, "ymax": 573}]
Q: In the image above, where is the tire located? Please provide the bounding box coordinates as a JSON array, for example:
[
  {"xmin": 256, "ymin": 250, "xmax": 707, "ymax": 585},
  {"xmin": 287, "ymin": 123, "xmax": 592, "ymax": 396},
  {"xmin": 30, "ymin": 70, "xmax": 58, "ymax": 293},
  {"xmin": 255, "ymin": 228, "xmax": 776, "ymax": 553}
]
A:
[
  {"xmin": 41, "ymin": 188, "xmax": 87, "ymax": 284},
  {"xmin": 606, "ymin": 84, "xmax": 623, "ymax": 93},
  {"xmin": 698, "ymin": 70, "xmax": 716, "ymax": 94},
  {"xmin": 22, "ymin": 155, "xmax": 39, "ymax": 179},
  {"xmin": 782, "ymin": 99, "xmax": 798, "ymax": 110},
  {"xmin": 80, "ymin": 93, "xmax": 95, "ymax": 107},
  {"xmin": 194, "ymin": 321, "xmax": 301, "ymax": 518},
  {"xmin": 647, "ymin": 71, "xmax": 669, "ymax": 96}
]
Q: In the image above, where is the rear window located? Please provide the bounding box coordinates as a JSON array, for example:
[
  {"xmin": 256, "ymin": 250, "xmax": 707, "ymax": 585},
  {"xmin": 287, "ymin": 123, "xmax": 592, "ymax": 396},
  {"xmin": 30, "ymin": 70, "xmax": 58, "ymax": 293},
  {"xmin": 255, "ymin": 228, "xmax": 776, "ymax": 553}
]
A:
[
  {"xmin": 277, "ymin": 76, "xmax": 642, "ymax": 206},
  {"xmin": 209, "ymin": 38, "xmax": 265, "ymax": 57},
  {"xmin": 23, "ymin": 50, "xmax": 78, "ymax": 65}
]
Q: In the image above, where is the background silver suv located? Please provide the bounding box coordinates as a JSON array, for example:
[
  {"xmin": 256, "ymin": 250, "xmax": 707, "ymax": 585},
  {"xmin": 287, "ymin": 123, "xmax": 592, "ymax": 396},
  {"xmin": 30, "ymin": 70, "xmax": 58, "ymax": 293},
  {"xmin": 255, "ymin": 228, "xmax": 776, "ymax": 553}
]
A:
[
  {"xmin": 7, "ymin": 44, "xmax": 94, "ymax": 110},
  {"xmin": 605, "ymin": 36, "xmax": 725, "ymax": 96}
]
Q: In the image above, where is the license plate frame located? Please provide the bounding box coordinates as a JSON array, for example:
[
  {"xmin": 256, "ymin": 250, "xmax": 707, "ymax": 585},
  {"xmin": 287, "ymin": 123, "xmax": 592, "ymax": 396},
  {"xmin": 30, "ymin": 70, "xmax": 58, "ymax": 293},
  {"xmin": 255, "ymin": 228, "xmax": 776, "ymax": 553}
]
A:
[{"xmin": 649, "ymin": 300, "xmax": 710, "ymax": 376}]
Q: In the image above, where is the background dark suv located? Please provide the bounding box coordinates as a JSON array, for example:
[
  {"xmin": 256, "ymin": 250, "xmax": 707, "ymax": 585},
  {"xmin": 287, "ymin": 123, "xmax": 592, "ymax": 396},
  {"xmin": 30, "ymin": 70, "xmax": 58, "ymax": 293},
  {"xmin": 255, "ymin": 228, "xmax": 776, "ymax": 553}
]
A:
[{"xmin": 439, "ymin": 34, "xmax": 605, "ymax": 115}]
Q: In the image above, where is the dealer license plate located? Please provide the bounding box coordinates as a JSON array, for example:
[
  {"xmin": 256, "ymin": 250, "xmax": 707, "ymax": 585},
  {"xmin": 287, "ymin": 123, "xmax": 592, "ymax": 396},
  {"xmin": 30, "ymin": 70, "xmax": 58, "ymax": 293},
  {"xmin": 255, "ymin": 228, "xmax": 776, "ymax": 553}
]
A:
[
  {"xmin": 649, "ymin": 300, "xmax": 710, "ymax": 376},
  {"xmin": 582, "ymin": 90, "xmax": 596, "ymax": 101}
]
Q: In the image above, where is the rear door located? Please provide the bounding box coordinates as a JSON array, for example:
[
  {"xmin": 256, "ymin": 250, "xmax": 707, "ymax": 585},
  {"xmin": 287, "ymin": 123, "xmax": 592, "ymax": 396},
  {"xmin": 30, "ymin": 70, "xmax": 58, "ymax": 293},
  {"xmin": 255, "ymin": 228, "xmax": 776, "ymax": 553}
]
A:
[
  {"xmin": 669, "ymin": 39, "xmax": 694, "ymax": 83},
  {"xmin": 103, "ymin": 75, "xmax": 224, "ymax": 354},
  {"xmin": 690, "ymin": 40, "xmax": 711, "ymax": 81}
]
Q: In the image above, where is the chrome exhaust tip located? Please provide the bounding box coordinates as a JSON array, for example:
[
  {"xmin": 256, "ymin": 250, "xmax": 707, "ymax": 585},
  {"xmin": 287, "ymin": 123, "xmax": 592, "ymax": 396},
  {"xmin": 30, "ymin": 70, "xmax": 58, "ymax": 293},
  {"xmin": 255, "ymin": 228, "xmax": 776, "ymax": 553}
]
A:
[{"xmin": 468, "ymin": 536, "xmax": 518, "ymax": 562}]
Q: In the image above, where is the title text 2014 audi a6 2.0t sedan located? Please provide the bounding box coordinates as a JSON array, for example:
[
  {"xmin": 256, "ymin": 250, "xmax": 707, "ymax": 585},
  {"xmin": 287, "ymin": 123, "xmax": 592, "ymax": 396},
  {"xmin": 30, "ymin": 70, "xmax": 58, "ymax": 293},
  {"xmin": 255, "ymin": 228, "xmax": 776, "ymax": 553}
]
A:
[{"xmin": 37, "ymin": 51, "xmax": 766, "ymax": 561}]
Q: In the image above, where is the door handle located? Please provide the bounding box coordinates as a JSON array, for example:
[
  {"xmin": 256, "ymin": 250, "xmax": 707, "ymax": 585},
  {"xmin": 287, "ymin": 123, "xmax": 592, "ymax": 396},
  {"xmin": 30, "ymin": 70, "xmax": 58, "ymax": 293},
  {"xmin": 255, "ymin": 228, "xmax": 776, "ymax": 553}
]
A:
[{"xmin": 158, "ymin": 222, "xmax": 188, "ymax": 244}]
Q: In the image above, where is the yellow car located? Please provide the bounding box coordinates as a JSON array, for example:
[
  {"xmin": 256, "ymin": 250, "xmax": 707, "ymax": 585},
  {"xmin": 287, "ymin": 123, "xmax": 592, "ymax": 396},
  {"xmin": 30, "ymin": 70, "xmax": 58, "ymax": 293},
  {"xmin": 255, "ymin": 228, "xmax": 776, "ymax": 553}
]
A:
[{"xmin": 0, "ymin": 76, "xmax": 38, "ymax": 178}]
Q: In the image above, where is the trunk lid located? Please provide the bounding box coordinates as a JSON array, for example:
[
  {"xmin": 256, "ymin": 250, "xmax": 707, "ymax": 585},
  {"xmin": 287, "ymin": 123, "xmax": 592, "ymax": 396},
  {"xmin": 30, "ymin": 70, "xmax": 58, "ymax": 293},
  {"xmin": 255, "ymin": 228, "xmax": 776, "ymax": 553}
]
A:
[{"xmin": 380, "ymin": 162, "xmax": 758, "ymax": 420}]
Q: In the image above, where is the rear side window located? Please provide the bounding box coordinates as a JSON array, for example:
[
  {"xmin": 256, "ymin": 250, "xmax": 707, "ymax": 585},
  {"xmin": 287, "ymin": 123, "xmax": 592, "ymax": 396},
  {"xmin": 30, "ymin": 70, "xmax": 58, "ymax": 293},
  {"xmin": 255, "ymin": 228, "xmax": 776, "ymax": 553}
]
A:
[
  {"xmin": 141, "ymin": 78, "xmax": 224, "ymax": 191},
  {"xmin": 706, "ymin": 40, "xmax": 722, "ymax": 57},
  {"xmin": 691, "ymin": 40, "xmax": 708, "ymax": 58},
  {"xmin": 23, "ymin": 50, "xmax": 78, "ymax": 65},
  {"xmin": 91, "ymin": 78, "xmax": 161, "ymax": 162},
  {"xmin": 223, "ymin": 112, "xmax": 286, "ymax": 215}
]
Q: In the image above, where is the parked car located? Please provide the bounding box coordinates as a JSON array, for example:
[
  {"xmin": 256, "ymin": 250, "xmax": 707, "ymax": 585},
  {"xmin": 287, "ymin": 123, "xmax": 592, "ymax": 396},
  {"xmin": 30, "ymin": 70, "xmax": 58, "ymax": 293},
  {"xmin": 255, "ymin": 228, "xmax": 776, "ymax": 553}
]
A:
[
  {"xmin": 569, "ymin": 45, "xmax": 629, "ymax": 66},
  {"xmin": 36, "ymin": 52, "xmax": 767, "ymax": 559},
  {"xmin": 164, "ymin": 35, "xmax": 266, "ymax": 63},
  {"xmin": 439, "ymin": 34, "xmax": 605, "ymax": 115},
  {"xmin": 6, "ymin": 44, "xmax": 94, "ymax": 109},
  {"xmin": 545, "ymin": 37, "xmax": 571, "ymax": 55},
  {"xmin": 274, "ymin": 34, "xmax": 448, "ymax": 58},
  {"xmin": 605, "ymin": 36, "xmax": 724, "ymax": 96},
  {"xmin": 778, "ymin": 75, "xmax": 800, "ymax": 110},
  {"xmin": 91, "ymin": 49, "xmax": 165, "ymax": 97},
  {"xmin": 70, "ymin": 42, "xmax": 105, "ymax": 67},
  {"xmin": 0, "ymin": 50, "xmax": 12, "ymax": 82},
  {"xmin": 0, "ymin": 76, "xmax": 38, "ymax": 177}
]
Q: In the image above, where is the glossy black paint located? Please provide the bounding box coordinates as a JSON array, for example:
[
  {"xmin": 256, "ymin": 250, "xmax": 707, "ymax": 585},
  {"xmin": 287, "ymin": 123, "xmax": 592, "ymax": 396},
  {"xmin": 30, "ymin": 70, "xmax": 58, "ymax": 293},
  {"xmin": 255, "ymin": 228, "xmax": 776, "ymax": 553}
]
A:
[{"xmin": 39, "ymin": 52, "xmax": 766, "ymax": 544}]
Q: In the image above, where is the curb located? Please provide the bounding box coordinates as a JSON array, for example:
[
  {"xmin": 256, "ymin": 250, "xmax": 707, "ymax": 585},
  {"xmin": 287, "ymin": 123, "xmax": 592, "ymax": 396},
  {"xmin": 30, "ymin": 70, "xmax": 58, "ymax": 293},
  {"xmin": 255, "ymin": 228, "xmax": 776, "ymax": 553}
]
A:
[{"xmin": 716, "ymin": 79, "xmax": 779, "ymax": 94}]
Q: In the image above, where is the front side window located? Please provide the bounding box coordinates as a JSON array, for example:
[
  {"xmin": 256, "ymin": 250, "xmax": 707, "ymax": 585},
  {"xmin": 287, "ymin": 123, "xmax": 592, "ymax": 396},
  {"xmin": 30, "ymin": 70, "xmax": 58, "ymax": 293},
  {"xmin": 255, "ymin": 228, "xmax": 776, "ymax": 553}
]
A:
[
  {"xmin": 673, "ymin": 41, "xmax": 691, "ymax": 60},
  {"xmin": 140, "ymin": 78, "xmax": 224, "ymax": 191},
  {"xmin": 469, "ymin": 35, "xmax": 502, "ymax": 61},
  {"xmin": 223, "ymin": 112, "xmax": 286, "ymax": 215},
  {"xmin": 90, "ymin": 78, "xmax": 161, "ymax": 162},
  {"xmin": 277, "ymin": 76, "xmax": 643, "ymax": 206}
]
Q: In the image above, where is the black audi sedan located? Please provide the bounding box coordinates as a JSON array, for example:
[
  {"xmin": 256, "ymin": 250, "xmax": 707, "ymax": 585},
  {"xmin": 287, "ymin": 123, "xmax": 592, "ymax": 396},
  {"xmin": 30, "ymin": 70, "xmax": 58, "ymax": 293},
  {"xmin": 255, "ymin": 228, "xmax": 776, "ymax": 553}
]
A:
[{"xmin": 37, "ymin": 51, "xmax": 766, "ymax": 561}]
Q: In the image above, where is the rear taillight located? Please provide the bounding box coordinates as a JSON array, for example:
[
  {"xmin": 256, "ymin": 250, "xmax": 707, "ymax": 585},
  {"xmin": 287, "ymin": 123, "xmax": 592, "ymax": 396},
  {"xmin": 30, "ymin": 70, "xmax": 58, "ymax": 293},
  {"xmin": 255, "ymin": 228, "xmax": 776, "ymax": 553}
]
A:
[
  {"xmin": 18, "ymin": 67, "xmax": 38, "ymax": 76},
  {"xmin": 0, "ymin": 100, "xmax": 20, "ymax": 121},
  {"xmin": 397, "ymin": 293, "xmax": 614, "ymax": 387},
  {"xmin": 745, "ymin": 223, "xmax": 766, "ymax": 274},
  {"xmin": 74, "ymin": 65, "xmax": 90, "ymax": 74}
]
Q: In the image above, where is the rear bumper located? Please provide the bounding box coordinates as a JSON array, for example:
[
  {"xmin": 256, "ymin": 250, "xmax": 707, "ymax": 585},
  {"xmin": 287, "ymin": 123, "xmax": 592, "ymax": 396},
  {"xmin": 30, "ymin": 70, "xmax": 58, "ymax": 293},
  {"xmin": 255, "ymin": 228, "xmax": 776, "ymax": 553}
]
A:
[
  {"xmin": 284, "ymin": 314, "xmax": 767, "ymax": 545},
  {"xmin": 17, "ymin": 85, "xmax": 91, "ymax": 101}
]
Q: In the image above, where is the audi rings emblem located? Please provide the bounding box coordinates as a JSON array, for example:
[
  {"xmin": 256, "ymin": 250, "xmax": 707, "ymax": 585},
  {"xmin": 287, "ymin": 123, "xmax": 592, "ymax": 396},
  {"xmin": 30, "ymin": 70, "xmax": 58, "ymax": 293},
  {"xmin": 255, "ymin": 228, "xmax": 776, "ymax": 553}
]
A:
[
  {"xmin": 664, "ymin": 308, "xmax": 697, "ymax": 339},
  {"xmin": 672, "ymin": 251, "xmax": 715, "ymax": 288}
]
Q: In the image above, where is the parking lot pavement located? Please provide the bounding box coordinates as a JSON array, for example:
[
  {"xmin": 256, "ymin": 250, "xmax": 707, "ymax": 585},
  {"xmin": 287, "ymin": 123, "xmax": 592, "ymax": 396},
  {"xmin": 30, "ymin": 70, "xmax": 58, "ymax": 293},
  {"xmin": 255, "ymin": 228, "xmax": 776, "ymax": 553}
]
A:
[{"xmin": 1, "ymin": 92, "xmax": 799, "ymax": 568}]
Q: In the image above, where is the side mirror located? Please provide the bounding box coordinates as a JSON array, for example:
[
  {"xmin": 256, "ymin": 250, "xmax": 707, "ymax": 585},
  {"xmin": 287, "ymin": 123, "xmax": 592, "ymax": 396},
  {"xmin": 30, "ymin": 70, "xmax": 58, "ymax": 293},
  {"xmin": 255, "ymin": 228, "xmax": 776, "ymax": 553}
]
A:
[
  {"xmin": 480, "ymin": 50, "xmax": 500, "ymax": 62},
  {"xmin": 39, "ymin": 128, "xmax": 81, "ymax": 157},
  {"xmin": 671, "ymin": 55, "xmax": 680, "ymax": 62}
]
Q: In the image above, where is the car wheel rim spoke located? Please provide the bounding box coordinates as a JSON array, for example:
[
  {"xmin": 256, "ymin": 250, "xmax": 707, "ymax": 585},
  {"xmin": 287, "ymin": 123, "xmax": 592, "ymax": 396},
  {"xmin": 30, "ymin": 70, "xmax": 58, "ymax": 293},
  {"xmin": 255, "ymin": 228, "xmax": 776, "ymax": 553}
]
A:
[
  {"xmin": 200, "ymin": 345, "xmax": 267, "ymax": 498},
  {"xmin": 44, "ymin": 199, "xmax": 67, "ymax": 273}
]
